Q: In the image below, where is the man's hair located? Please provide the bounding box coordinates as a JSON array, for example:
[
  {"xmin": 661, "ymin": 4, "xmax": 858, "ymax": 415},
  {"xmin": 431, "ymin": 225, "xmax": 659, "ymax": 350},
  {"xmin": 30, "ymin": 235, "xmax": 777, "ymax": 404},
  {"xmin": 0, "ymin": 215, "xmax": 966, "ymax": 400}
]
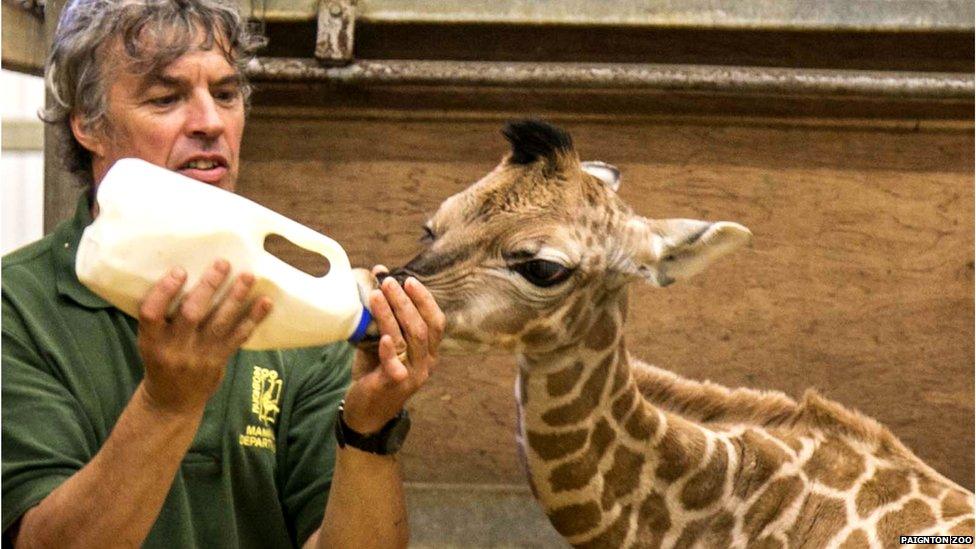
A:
[{"xmin": 42, "ymin": 0, "xmax": 262, "ymax": 185}]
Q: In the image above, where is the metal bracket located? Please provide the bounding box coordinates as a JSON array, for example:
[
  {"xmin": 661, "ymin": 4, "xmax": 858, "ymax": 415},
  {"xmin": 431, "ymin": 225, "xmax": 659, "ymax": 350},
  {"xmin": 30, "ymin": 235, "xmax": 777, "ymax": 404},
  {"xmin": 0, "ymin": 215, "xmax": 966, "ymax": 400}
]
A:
[{"xmin": 316, "ymin": 0, "xmax": 355, "ymax": 66}]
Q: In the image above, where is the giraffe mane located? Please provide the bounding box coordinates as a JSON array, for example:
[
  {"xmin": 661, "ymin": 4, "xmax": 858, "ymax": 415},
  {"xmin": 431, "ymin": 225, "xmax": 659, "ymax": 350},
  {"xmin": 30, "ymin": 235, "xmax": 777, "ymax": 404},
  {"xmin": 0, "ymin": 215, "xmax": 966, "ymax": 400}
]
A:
[
  {"xmin": 630, "ymin": 358, "xmax": 937, "ymax": 472},
  {"xmin": 631, "ymin": 359, "xmax": 799, "ymax": 426}
]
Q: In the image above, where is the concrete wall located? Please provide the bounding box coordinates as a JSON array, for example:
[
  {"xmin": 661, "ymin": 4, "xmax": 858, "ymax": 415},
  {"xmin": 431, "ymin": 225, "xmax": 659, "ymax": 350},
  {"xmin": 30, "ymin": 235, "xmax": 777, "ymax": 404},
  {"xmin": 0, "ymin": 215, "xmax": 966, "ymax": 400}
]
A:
[{"xmin": 239, "ymin": 111, "xmax": 973, "ymax": 505}]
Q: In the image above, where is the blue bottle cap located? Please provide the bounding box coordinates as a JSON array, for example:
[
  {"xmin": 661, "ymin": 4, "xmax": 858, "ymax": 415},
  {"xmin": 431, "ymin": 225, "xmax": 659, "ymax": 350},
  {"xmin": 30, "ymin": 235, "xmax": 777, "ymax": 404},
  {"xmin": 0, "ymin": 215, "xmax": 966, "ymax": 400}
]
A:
[{"xmin": 348, "ymin": 306, "xmax": 373, "ymax": 343}]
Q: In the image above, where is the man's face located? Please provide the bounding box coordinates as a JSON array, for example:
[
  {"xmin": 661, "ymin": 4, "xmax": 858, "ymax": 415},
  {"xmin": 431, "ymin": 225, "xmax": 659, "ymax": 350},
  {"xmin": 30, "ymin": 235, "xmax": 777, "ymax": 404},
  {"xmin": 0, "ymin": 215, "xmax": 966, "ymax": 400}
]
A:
[{"xmin": 82, "ymin": 42, "xmax": 245, "ymax": 192}]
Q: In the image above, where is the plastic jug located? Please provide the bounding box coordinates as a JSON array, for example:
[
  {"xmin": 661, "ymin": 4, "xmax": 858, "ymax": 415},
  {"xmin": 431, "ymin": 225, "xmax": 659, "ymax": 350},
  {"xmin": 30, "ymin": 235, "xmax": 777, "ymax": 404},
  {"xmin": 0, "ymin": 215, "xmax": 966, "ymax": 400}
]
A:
[{"xmin": 76, "ymin": 158, "xmax": 372, "ymax": 350}]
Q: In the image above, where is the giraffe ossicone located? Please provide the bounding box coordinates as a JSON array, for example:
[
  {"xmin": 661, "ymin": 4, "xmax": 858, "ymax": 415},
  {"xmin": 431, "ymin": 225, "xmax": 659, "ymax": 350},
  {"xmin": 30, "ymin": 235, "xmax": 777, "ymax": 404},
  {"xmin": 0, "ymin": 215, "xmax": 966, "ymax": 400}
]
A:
[{"xmin": 370, "ymin": 119, "xmax": 974, "ymax": 548}]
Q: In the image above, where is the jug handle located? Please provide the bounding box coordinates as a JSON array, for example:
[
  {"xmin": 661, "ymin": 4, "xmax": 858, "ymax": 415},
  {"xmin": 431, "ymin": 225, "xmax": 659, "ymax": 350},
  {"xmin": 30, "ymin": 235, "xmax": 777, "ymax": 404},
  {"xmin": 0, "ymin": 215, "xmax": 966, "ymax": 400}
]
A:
[
  {"xmin": 261, "ymin": 218, "xmax": 352, "ymax": 276},
  {"xmin": 258, "ymin": 215, "xmax": 372, "ymax": 343}
]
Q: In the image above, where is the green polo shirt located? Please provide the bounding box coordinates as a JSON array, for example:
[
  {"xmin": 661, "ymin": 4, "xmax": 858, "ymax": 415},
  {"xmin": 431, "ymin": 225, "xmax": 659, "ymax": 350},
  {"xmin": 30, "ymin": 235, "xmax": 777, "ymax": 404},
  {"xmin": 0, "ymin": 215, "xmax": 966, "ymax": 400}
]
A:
[{"xmin": 2, "ymin": 193, "xmax": 354, "ymax": 548}]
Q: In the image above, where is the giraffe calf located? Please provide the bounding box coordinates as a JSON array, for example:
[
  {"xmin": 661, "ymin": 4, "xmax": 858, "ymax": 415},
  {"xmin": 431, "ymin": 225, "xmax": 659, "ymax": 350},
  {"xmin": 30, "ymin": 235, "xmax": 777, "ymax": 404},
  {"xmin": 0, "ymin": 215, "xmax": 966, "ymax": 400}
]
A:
[{"xmin": 369, "ymin": 120, "xmax": 973, "ymax": 548}]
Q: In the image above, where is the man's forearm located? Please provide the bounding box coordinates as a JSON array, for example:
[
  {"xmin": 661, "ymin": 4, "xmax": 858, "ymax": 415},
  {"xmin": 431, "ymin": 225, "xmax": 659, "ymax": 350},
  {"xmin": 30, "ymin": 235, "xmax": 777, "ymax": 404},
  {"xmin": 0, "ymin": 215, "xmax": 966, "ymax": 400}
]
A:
[
  {"xmin": 310, "ymin": 447, "xmax": 409, "ymax": 549},
  {"xmin": 15, "ymin": 383, "xmax": 202, "ymax": 548}
]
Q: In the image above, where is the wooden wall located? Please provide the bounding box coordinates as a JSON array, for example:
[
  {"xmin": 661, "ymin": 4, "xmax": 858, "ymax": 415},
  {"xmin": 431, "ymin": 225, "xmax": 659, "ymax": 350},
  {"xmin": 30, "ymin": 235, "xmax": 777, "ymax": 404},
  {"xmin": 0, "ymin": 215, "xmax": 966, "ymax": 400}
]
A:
[{"xmin": 239, "ymin": 108, "xmax": 974, "ymax": 490}]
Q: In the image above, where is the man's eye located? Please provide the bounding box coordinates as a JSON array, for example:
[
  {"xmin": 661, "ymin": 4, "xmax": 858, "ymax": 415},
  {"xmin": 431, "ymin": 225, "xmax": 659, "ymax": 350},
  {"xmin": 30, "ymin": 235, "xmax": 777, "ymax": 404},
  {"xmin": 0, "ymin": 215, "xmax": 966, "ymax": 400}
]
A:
[
  {"xmin": 149, "ymin": 94, "xmax": 179, "ymax": 107},
  {"xmin": 512, "ymin": 260, "xmax": 574, "ymax": 288},
  {"xmin": 214, "ymin": 89, "xmax": 240, "ymax": 103}
]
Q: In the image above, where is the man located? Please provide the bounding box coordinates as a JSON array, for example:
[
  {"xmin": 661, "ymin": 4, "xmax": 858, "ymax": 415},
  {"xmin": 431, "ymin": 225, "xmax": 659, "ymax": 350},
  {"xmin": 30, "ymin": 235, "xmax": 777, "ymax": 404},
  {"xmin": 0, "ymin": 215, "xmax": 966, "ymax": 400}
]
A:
[{"xmin": 1, "ymin": 0, "xmax": 443, "ymax": 547}]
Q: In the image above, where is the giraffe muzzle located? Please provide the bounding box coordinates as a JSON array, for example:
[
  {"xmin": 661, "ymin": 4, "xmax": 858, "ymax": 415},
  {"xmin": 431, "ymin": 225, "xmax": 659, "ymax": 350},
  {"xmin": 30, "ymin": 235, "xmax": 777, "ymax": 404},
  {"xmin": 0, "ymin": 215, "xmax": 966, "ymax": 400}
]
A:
[{"xmin": 351, "ymin": 266, "xmax": 418, "ymax": 347}]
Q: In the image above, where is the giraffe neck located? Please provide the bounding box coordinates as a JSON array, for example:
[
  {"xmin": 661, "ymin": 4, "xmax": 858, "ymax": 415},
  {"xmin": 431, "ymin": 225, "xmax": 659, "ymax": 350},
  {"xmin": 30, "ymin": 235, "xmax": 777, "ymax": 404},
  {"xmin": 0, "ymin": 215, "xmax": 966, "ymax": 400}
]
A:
[
  {"xmin": 513, "ymin": 293, "xmax": 975, "ymax": 547},
  {"xmin": 514, "ymin": 289, "xmax": 711, "ymax": 546}
]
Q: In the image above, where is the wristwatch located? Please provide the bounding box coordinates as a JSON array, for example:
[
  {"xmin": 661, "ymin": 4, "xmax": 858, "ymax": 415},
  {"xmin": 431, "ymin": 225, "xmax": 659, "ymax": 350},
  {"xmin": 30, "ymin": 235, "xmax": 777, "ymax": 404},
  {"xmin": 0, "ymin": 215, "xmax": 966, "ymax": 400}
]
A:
[{"xmin": 334, "ymin": 400, "xmax": 411, "ymax": 455}]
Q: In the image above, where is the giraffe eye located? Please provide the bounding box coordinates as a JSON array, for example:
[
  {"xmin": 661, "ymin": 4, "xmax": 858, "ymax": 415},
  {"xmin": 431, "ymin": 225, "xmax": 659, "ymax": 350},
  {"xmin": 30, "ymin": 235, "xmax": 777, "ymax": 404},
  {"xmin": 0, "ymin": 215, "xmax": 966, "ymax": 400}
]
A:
[
  {"xmin": 420, "ymin": 226, "xmax": 436, "ymax": 244},
  {"xmin": 513, "ymin": 260, "xmax": 573, "ymax": 288}
]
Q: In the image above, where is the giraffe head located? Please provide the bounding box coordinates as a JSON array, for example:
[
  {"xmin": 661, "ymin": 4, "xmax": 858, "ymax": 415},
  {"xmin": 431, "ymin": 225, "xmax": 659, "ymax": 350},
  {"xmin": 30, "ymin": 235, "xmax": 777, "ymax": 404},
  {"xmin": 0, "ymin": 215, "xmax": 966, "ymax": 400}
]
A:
[{"xmin": 379, "ymin": 120, "xmax": 751, "ymax": 356}]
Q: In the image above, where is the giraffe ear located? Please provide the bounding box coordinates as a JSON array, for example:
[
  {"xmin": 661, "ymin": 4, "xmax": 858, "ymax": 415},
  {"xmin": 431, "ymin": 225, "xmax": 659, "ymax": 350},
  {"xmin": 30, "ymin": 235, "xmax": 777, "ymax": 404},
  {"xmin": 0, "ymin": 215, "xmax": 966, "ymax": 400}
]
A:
[
  {"xmin": 581, "ymin": 161, "xmax": 621, "ymax": 192},
  {"xmin": 627, "ymin": 218, "xmax": 752, "ymax": 287}
]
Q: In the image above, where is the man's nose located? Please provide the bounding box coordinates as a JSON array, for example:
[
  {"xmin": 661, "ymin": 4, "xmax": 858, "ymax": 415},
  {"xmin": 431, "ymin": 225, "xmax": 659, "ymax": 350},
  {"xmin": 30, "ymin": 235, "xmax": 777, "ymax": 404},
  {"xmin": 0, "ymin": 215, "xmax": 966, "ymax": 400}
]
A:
[{"xmin": 185, "ymin": 91, "xmax": 225, "ymax": 139}]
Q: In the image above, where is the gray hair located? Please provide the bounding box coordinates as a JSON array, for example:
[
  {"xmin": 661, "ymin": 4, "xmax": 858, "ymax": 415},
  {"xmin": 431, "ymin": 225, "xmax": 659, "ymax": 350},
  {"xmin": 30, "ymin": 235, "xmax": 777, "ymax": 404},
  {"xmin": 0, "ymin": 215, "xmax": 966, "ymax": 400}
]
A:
[{"xmin": 42, "ymin": 0, "xmax": 263, "ymax": 185}]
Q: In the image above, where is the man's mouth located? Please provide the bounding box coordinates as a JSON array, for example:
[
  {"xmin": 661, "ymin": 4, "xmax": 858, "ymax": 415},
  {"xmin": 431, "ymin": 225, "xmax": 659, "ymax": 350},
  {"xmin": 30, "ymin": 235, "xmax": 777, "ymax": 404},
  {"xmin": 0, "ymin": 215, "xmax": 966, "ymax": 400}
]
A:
[{"xmin": 177, "ymin": 157, "xmax": 229, "ymax": 185}]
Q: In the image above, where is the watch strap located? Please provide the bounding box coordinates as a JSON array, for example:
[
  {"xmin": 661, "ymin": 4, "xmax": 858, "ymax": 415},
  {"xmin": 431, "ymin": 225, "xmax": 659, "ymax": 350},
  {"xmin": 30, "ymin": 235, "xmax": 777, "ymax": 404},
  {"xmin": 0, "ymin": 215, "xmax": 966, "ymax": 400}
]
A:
[{"xmin": 334, "ymin": 400, "xmax": 410, "ymax": 455}]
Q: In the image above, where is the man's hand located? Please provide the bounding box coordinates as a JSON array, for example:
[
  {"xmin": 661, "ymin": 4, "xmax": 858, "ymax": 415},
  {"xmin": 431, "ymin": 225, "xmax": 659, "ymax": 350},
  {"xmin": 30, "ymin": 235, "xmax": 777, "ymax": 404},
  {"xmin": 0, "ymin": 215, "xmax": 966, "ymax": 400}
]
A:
[
  {"xmin": 137, "ymin": 259, "xmax": 272, "ymax": 415},
  {"xmin": 342, "ymin": 266, "xmax": 445, "ymax": 434}
]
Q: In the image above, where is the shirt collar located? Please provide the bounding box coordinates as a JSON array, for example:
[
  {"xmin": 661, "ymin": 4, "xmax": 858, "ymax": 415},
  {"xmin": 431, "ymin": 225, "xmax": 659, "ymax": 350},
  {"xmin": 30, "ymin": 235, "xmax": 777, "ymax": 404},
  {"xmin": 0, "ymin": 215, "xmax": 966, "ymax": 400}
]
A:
[{"xmin": 54, "ymin": 192, "xmax": 114, "ymax": 309}]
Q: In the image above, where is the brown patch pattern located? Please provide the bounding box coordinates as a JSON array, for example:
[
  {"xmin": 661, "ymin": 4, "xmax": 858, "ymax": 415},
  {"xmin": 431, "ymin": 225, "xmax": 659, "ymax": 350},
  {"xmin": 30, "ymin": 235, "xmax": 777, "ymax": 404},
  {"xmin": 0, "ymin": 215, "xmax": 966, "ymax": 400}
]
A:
[
  {"xmin": 673, "ymin": 517, "xmax": 708, "ymax": 549},
  {"xmin": 583, "ymin": 310, "xmax": 617, "ymax": 351},
  {"xmin": 522, "ymin": 324, "xmax": 562, "ymax": 348},
  {"xmin": 950, "ymin": 518, "xmax": 975, "ymax": 536},
  {"xmin": 855, "ymin": 467, "xmax": 911, "ymax": 518},
  {"xmin": 701, "ymin": 511, "xmax": 736, "ymax": 547},
  {"xmin": 601, "ymin": 446, "xmax": 645, "ymax": 510},
  {"xmin": 942, "ymin": 490, "xmax": 973, "ymax": 521},
  {"xmin": 547, "ymin": 362, "xmax": 586, "ymax": 397},
  {"xmin": 839, "ymin": 529, "xmax": 870, "ymax": 549},
  {"xmin": 528, "ymin": 428, "xmax": 589, "ymax": 461},
  {"xmin": 876, "ymin": 499, "xmax": 936, "ymax": 548},
  {"xmin": 634, "ymin": 490, "xmax": 670, "ymax": 547},
  {"xmin": 672, "ymin": 512, "xmax": 746, "ymax": 549},
  {"xmin": 734, "ymin": 430, "xmax": 790, "ymax": 500},
  {"xmin": 575, "ymin": 505, "xmax": 632, "ymax": 549},
  {"xmin": 654, "ymin": 422, "xmax": 706, "ymax": 482},
  {"xmin": 788, "ymin": 493, "xmax": 847, "ymax": 547},
  {"xmin": 768, "ymin": 428, "xmax": 804, "ymax": 454},
  {"xmin": 519, "ymin": 370, "xmax": 530, "ymax": 406},
  {"xmin": 624, "ymin": 401, "xmax": 660, "ymax": 441},
  {"xmin": 750, "ymin": 537, "xmax": 784, "ymax": 549},
  {"xmin": 549, "ymin": 419, "xmax": 615, "ymax": 492},
  {"xmin": 542, "ymin": 354, "xmax": 612, "ymax": 427},
  {"xmin": 548, "ymin": 501, "xmax": 602, "ymax": 538},
  {"xmin": 917, "ymin": 474, "xmax": 946, "ymax": 499},
  {"xmin": 611, "ymin": 386, "xmax": 636, "ymax": 423},
  {"xmin": 681, "ymin": 440, "xmax": 730, "ymax": 510},
  {"xmin": 802, "ymin": 437, "xmax": 865, "ymax": 490},
  {"xmin": 743, "ymin": 475, "xmax": 804, "ymax": 540}
]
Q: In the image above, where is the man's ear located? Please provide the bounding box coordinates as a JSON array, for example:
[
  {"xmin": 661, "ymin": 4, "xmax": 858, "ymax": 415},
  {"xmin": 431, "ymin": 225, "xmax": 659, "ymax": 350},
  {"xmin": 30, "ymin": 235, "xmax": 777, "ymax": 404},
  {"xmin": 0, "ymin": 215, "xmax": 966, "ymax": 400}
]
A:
[
  {"xmin": 69, "ymin": 112, "xmax": 106, "ymax": 158},
  {"xmin": 627, "ymin": 217, "xmax": 752, "ymax": 287}
]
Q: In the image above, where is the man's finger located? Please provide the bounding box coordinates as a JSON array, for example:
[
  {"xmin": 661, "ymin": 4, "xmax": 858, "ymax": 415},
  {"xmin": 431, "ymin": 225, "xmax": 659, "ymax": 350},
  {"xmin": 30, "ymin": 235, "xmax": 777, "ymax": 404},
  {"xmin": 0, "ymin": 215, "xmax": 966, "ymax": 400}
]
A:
[
  {"xmin": 379, "ymin": 334, "xmax": 409, "ymax": 383},
  {"xmin": 228, "ymin": 297, "xmax": 274, "ymax": 349},
  {"xmin": 174, "ymin": 260, "xmax": 230, "ymax": 330},
  {"xmin": 138, "ymin": 267, "xmax": 187, "ymax": 335},
  {"xmin": 203, "ymin": 273, "xmax": 255, "ymax": 338},
  {"xmin": 381, "ymin": 278, "xmax": 429, "ymax": 364},
  {"xmin": 403, "ymin": 277, "xmax": 446, "ymax": 348},
  {"xmin": 370, "ymin": 285, "xmax": 406, "ymax": 354}
]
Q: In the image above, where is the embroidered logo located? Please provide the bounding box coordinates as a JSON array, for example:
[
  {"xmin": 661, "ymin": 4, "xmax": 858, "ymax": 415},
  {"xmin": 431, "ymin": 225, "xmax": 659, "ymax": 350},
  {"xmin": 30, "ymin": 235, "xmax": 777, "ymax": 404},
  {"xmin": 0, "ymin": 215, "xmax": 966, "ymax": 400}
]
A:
[
  {"xmin": 241, "ymin": 367, "xmax": 283, "ymax": 451},
  {"xmin": 251, "ymin": 366, "xmax": 282, "ymax": 426}
]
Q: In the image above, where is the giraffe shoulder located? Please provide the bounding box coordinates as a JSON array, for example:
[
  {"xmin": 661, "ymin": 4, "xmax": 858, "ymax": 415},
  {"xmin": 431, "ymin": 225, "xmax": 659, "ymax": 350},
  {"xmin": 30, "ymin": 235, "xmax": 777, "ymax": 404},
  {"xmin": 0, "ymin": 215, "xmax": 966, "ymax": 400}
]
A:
[{"xmin": 793, "ymin": 390, "xmax": 976, "ymax": 494}]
